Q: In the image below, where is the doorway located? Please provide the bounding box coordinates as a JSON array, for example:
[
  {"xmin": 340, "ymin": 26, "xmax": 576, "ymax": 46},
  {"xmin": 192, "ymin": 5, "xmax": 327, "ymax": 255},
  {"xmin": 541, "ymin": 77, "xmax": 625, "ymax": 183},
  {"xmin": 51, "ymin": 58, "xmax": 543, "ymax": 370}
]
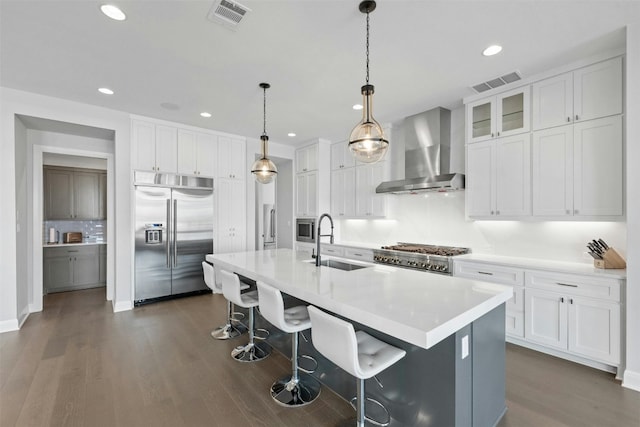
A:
[{"xmin": 254, "ymin": 156, "xmax": 293, "ymax": 250}]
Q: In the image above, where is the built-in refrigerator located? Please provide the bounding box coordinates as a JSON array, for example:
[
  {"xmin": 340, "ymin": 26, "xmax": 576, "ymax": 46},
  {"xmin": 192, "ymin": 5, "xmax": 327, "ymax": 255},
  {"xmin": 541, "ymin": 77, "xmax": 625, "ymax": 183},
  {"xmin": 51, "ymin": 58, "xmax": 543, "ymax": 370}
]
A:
[
  {"xmin": 263, "ymin": 204, "xmax": 276, "ymax": 249},
  {"xmin": 134, "ymin": 172, "xmax": 213, "ymax": 304}
]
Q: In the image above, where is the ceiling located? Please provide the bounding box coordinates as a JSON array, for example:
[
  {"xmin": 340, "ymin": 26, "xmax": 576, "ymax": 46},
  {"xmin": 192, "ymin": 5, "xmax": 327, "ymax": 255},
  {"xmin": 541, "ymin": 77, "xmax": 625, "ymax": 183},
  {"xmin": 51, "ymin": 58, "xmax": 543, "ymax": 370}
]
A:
[{"xmin": 1, "ymin": 1, "xmax": 637, "ymax": 146}]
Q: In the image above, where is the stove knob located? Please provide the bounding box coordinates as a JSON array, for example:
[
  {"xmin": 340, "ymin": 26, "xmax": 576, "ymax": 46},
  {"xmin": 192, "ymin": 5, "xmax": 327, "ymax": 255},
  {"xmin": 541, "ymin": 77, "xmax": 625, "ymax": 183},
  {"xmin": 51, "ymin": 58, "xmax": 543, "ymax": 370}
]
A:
[
  {"xmin": 420, "ymin": 263, "xmax": 426, "ymax": 268},
  {"xmin": 441, "ymin": 265, "xmax": 448, "ymax": 272},
  {"xmin": 395, "ymin": 259, "xmax": 401, "ymax": 264}
]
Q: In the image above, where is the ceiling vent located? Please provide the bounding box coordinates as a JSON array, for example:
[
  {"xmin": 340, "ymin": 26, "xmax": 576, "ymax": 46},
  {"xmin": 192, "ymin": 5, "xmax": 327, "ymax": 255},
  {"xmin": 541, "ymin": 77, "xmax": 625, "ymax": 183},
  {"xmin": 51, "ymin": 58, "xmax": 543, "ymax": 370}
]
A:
[
  {"xmin": 471, "ymin": 71, "xmax": 522, "ymax": 94},
  {"xmin": 207, "ymin": 0, "xmax": 251, "ymax": 28}
]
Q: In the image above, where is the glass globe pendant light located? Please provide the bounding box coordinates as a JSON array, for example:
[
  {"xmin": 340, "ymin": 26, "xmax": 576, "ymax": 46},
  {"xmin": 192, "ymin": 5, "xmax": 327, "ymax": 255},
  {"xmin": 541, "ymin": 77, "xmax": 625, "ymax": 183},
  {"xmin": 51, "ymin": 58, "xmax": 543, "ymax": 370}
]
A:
[
  {"xmin": 251, "ymin": 82, "xmax": 278, "ymax": 184},
  {"xmin": 348, "ymin": 0, "xmax": 388, "ymax": 164}
]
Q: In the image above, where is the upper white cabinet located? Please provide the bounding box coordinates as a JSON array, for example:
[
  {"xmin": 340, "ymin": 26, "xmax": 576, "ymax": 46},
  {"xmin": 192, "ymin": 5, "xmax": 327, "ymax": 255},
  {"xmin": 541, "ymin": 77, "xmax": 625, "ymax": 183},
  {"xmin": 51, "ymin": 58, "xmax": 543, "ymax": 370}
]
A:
[
  {"xmin": 217, "ymin": 136, "xmax": 246, "ymax": 180},
  {"xmin": 355, "ymin": 162, "xmax": 387, "ymax": 217},
  {"xmin": 177, "ymin": 130, "xmax": 217, "ymax": 177},
  {"xmin": 296, "ymin": 144, "xmax": 318, "ymax": 173},
  {"xmin": 467, "ymin": 134, "xmax": 531, "ymax": 218},
  {"xmin": 132, "ymin": 120, "xmax": 178, "ymax": 173},
  {"xmin": 532, "ymin": 56, "xmax": 622, "ymax": 131},
  {"xmin": 216, "ymin": 178, "xmax": 246, "ymax": 253},
  {"xmin": 331, "ymin": 142, "xmax": 356, "ymax": 170},
  {"xmin": 295, "ymin": 140, "xmax": 330, "ymax": 218},
  {"xmin": 532, "ymin": 116, "xmax": 623, "ymax": 218},
  {"xmin": 467, "ymin": 86, "xmax": 530, "ymax": 143},
  {"xmin": 331, "ymin": 167, "xmax": 356, "ymax": 218}
]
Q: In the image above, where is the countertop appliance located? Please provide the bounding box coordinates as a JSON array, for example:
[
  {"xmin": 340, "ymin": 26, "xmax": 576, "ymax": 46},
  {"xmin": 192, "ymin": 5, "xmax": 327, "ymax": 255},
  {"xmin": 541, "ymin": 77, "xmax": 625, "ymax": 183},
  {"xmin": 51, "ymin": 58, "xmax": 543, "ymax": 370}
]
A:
[
  {"xmin": 63, "ymin": 232, "xmax": 83, "ymax": 243},
  {"xmin": 263, "ymin": 204, "xmax": 276, "ymax": 249},
  {"xmin": 134, "ymin": 172, "xmax": 214, "ymax": 304},
  {"xmin": 296, "ymin": 218, "xmax": 315, "ymax": 244},
  {"xmin": 373, "ymin": 242, "xmax": 470, "ymax": 275}
]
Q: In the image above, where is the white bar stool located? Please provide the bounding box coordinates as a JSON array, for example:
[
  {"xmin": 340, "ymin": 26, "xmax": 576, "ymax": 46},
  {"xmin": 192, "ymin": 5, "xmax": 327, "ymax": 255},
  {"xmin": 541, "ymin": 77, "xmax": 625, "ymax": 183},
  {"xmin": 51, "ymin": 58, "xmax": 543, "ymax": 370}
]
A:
[
  {"xmin": 308, "ymin": 306, "xmax": 406, "ymax": 427},
  {"xmin": 201, "ymin": 261, "xmax": 247, "ymax": 340},
  {"xmin": 220, "ymin": 270, "xmax": 271, "ymax": 362},
  {"xmin": 257, "ymin": 281, "xmax": 321, "ymax": 407}
]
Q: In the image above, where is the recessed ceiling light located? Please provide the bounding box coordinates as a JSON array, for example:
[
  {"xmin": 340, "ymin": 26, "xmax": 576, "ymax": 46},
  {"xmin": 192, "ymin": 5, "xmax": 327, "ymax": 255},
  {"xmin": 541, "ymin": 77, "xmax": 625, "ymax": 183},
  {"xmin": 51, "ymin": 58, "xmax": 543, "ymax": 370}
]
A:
[
  {"xmin": 98, "ymin": 87, "xmax": 114, "ymax": 95},
  {"xmin": 100, "ymin": 4, "xmax": 126, "ymax": 21},
  {"xmin": 353, "ymin": 104, "xmax": 363, "ymax": 110},
  {"xmin": 200, "ymin": 112, "xmax": 212, "ymax": 118},
  {"xmin": 482, "ymin": 45, "xmax": 503, "ymax": 56},
  {"xmin": 288, "ymin": 133, "xmax": 296, "ymax": 137}
]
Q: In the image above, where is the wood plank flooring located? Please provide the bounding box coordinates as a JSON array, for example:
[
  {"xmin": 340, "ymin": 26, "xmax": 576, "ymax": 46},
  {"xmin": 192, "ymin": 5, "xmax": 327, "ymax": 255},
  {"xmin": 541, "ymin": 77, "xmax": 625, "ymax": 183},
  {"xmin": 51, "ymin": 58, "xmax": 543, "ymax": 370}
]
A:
[{"xmin": 1, "ymin": 288, "xmax": 638, "ymax": 426}]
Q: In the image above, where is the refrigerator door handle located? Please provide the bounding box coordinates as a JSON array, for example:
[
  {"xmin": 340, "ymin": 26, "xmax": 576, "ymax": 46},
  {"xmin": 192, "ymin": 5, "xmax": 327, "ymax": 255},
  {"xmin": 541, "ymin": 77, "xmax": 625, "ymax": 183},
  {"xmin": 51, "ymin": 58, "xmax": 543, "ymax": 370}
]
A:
[
  {"xmin": 270, "ymin": 209, "xmax": 276, "ymax": 239},
  {"xmin": 173, "ymin": 199, "xmax": 178, "ymax": 267},
  {"xmin": 166, "ymin": 198, "xmax": 171, "ymax": 268}
]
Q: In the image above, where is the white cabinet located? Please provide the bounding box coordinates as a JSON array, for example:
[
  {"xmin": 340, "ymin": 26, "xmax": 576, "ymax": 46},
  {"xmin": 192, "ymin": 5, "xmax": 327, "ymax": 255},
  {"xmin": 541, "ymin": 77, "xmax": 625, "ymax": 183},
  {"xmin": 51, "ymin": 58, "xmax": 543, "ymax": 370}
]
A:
[
  {"xmin": 454, "ymin": 260, "xmax": 525, "ymax": 337},
  {"xmin": 355, "ymin": 162, "xmax": 386, "ymax": 217},
  {"xmin": 467, "ymin": 134, "xmax": 530, "ymax": 218},
  {"xmin": 467, "ymin": 86, "xmax": 530, "ymax": 143},
  {"xmin": 532, "ymin": 116, "xmax": 622, "ymax": 218},
  {"xmin": 177, "ymin": 130, "xmax": 217, "ymax": 177},
  {"xmin": 321, "ymin": 244, "xmax": 344, "ymax": 257},
  {"xmin": 524, "ymin": 270, "xmax": 621, "ymax": 365},
  {"xmin": 331, "ymin": 167, "xmax": 356, "ymax": 218},
  {"xmin": 132, "ymin": 120, "xmax": 178, "ymax": 173},
  {"xmin": 532, "ymin": 56, "xmax": 622, "ymax": 131},
  {"xmin": 296, "ymin": 171, "xmax": 318, "ymax": 217},
  {"xmin": 216, "ymin": 178, "xmax": 246, "ymax": 253},
  {"xmin": 217, "ymin": 136, "xmax": 246, "ymax": 179},
  {"xmin": 296, "ymin": 242, "xmax": 315, "ymax": 259},
  {"xmin": 331, "ymin": 142, "xmax": 355, "ymax": 170},
  {"xmin": 296, "ymin": 144, "xmax": 318, "ymax": 173}
]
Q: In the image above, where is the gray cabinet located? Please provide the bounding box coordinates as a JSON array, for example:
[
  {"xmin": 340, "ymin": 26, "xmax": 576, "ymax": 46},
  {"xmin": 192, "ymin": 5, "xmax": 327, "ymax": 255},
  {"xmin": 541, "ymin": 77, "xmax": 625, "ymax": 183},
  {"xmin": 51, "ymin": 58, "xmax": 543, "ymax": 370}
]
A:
[
  {"xmin": 99, "ymin": 244, "xmax": 107, "ymax": 283},
  {"xmin": 44, "ymin": 245, "xmax": 102, "ymax": 293},
  {"xmin": 44, "ymin": 167, "xmax": 106, "ymax": 220}
]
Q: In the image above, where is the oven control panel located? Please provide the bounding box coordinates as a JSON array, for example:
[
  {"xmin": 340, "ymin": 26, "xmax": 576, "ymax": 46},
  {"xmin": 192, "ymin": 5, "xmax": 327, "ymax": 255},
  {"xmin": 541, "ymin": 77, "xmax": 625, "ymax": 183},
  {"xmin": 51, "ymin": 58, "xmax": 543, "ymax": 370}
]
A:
[{"xmin": 373, "ymin": 251, "xmax": 451, "ymax": 274}]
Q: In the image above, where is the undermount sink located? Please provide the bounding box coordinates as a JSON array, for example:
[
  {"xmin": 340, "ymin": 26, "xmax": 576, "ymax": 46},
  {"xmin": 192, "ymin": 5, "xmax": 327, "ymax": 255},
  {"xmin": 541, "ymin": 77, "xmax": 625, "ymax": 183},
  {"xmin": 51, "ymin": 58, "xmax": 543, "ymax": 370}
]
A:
[{"xmin": 305, "ymin": 259, "xmax": 369, "ymax": 271}]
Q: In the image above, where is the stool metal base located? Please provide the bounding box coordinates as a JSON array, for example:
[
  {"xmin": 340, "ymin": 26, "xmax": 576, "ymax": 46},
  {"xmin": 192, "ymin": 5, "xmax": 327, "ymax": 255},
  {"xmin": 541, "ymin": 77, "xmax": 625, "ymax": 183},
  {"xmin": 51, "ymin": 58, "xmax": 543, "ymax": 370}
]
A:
[
  {"xmin": 231, "ymin": 341, "xmax": 271, "ymax": 362},
  {"xmin": 270, "ymin": 372, "xmax": 321, "ymax": 407},
  {"xmin": 211, "ymin": 322, "xmax": 247, "ymax": 340}
]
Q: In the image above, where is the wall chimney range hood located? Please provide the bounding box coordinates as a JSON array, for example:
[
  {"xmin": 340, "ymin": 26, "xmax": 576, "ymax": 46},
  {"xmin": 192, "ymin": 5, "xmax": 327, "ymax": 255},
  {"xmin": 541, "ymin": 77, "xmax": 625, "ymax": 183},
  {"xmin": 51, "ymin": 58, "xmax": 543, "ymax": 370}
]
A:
[{"xmin": 375, "ymin": 107, "xmax": 464, "ymax": 194}]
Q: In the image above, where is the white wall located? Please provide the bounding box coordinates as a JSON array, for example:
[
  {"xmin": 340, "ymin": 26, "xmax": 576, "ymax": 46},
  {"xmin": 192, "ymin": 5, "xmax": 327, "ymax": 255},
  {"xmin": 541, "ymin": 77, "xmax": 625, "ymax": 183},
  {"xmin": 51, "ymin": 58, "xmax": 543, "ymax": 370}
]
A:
[
  {"xmin": 31, "ymin": 130, "xmax": 114, "ymax": 154},
  {"xmin": 14, "ymin": 116, "xmax": 30, "ymax": 327},
  {"xmin": 43, "ymin": 152, "xmax": 108, "ymax": 170},
  {"xmin": 276, "ymin": 160, "xmax": 294, "ymax": 249},
  {"xmin": 623, "ymin": 22, "xmax": 640, "ymax": 391},
  {"xmin": 0, "ymin": 87, "xmax": 132, "ymax": 331}
]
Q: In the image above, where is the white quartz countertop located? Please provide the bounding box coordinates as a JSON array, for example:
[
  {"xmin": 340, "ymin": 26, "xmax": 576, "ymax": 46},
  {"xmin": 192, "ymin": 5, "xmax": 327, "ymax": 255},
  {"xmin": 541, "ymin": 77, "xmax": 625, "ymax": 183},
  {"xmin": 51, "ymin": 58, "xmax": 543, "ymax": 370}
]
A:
[
  {"xmin": 455, "ymin": 253, "xmax": 626, "ymax": 280},
  {"xmin": 207, "ymin": 248, "xmax": 512, "ymax": 350},
  {"xmin": 43, "ymin": 241, "xmax": 107, "ymax": 248}
]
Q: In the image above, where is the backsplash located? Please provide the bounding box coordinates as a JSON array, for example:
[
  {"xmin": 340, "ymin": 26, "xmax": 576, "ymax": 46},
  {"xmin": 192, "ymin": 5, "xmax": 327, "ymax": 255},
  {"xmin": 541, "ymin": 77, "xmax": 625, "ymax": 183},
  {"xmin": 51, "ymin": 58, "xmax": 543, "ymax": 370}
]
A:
[
  {"xmin": 43, "ymin": 220, "xmax": 106, "ymax": 244},
  {"xmin": 335, "ymin": 193, "xmax": 627, "ymax": 264}
]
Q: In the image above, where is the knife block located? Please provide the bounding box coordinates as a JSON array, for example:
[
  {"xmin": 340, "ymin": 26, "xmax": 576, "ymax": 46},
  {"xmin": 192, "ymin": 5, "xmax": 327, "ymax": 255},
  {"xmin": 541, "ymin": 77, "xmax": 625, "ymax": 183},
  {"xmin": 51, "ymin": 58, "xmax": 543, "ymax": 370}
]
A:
[{"xmin": 594, "ymin": 248, "xmax": 626, "ymax": 269}]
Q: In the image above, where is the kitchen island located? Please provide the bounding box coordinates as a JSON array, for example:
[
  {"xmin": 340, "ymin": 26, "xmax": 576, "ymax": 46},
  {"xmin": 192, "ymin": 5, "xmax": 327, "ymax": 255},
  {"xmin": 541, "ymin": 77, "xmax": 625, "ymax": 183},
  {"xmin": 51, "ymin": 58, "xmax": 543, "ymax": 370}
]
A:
[{"xmin": 208, "ymin": 248, "xmax": 513, "ymax": 426}]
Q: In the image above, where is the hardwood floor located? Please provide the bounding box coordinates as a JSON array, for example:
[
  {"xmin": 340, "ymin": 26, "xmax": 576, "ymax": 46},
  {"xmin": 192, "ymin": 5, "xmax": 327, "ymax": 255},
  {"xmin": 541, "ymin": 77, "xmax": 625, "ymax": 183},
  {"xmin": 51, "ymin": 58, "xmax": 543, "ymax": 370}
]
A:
[{"xmin": 1, "ymin": 288, "xmax": 638, "ymax": 427}]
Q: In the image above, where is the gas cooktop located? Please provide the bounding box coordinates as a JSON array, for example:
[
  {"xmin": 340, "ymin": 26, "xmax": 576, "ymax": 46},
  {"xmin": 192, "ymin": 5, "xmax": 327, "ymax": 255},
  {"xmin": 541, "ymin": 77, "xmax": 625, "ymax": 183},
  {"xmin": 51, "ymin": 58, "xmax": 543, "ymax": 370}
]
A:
[{"xmin": 373, "ymin": 243, "xmax": 470, "ymax": 275}]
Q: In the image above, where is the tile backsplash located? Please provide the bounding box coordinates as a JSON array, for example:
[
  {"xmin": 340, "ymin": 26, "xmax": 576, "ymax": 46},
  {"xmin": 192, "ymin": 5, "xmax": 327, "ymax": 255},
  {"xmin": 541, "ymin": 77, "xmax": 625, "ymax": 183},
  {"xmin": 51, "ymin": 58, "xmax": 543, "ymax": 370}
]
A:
[{"xmin": 43, "ymin": 220, "xmax": 106, "ymax": 244}]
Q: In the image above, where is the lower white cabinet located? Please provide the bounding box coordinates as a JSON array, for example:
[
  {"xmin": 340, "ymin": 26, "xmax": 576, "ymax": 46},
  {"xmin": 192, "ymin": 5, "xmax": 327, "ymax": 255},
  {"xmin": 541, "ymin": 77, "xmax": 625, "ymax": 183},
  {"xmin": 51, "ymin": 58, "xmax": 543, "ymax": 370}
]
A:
[
  {"xmin": 216, "ymin": 178, "xmax": 246, "ymax": 253},
  {"xmin": 454, "ymin": 259, "xmax": 622, "ymax": 368},
  {"xmin": 296, "ymin": 242, "xmax": 315, "ymax": 259}
]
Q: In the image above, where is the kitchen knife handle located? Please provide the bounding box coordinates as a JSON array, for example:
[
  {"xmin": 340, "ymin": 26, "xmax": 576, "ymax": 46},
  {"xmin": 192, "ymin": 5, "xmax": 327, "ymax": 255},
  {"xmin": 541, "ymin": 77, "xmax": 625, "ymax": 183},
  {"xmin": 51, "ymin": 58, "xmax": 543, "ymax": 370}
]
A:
[
  {"xmin": 166, "ymin": 199, "xmax": 171, "ymax": 268},
  {"xmin": 556, "ymin": 282, "xmax": 578, "ymax": 288}
]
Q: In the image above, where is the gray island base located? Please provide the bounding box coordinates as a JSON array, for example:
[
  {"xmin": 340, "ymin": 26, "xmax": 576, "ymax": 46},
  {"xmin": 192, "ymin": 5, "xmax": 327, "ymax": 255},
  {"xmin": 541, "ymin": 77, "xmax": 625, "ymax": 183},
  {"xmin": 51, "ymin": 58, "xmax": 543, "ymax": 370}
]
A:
[{"xmin": 208, "ymin": 249, "xmax": 511, "ymax": 427}]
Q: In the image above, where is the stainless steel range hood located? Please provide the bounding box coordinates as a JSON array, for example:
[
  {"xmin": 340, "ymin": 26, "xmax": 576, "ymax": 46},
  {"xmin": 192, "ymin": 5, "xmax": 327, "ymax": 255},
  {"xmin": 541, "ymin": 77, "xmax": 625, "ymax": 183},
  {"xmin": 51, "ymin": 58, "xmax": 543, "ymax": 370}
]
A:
[{"xmin": 376, "ymin": 107, "xmax": 465, "ymax": 194}]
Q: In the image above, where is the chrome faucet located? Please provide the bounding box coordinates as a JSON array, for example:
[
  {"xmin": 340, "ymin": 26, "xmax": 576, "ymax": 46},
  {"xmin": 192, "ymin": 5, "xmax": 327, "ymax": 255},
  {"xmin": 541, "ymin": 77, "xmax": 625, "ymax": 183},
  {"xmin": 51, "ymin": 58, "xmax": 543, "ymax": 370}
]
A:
[{"xmin": 315, "ymin": 213, "xmax": 334, "ymax": 266}]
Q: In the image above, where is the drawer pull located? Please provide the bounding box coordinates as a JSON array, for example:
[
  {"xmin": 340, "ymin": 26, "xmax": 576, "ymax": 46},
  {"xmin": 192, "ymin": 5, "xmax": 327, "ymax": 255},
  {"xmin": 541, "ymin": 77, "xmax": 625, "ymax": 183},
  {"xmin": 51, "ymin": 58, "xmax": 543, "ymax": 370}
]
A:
[
  {"xmin": 478, "ymin": 271, "xmax": 494, "ymax": 276},
  {"xmin": 353, "ymin": 253, "xmax": 363, "ymax": 256},
  {"xmin": 68, "ymin": 250, "xmax": 79, "ymax": 253},
  {"xmin": 556, "ymin": 282, "xmax": 578, "ymax": 287}
]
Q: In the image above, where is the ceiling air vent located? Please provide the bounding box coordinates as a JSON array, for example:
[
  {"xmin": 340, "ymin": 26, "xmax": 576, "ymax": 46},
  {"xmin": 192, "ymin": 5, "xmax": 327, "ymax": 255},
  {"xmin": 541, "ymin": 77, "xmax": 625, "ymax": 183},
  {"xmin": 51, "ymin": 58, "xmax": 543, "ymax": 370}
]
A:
[
  {"xmin": 471, "ymin": 71, "xmax": 522, "ymax": 93},
  {"xmin": 207, "ymin": 0, "xmax": 251, "ymax": 28}
]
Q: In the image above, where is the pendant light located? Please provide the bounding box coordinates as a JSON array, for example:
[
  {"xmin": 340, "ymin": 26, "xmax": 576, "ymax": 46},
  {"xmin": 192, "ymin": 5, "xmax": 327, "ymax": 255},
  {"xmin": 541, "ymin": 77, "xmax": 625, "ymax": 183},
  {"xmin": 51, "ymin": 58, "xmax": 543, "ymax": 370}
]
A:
[
  {"xmin": 251, "ymin": 82, "xmax": 278, "ymax": 184},
  {"xmin": 348, "ymin": 0, "xmax": 388, "ymax": 164}
]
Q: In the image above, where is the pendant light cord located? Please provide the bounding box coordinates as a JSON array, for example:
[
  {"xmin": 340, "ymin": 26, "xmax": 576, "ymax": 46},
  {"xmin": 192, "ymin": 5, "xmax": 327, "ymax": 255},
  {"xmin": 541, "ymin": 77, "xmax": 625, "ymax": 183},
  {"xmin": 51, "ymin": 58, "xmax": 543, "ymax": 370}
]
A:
[
  {"xmin": 263, "ymin": 86, "xmax": 267, "ymax": 135},
  {"xmin": 365, "ymin": 10, "xmax": 370, "ymax": 84}
]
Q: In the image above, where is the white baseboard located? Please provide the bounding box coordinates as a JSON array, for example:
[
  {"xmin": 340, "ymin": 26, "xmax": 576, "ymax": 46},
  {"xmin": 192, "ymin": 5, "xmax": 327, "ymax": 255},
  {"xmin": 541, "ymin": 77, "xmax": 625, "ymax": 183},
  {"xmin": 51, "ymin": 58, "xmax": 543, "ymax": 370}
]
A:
[
  {"xmin": 622, "ymin": 369, "xmax": 640, "ymax": 391},
  {"xmin": 18, "ymin": 306, "xmax": 30, "ymax": 328},
  {"xmin": 0, "ymin": 319, "xmax": 19, "ymax": 334},
  {"xmin": 28, "ymin": 303, "xmax": 43, "ymax": 313},
  {"xmin": 113, "ymin": 300, "xmax": 133, "ymax": 312}
]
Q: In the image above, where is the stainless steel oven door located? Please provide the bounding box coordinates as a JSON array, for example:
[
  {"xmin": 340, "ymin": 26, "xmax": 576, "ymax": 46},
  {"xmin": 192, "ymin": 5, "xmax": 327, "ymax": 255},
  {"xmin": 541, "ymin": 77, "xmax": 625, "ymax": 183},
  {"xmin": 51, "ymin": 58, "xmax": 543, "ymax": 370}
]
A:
[{"xmin": 296, "ymin": 218, "xmax": 315, "ymax": 243}]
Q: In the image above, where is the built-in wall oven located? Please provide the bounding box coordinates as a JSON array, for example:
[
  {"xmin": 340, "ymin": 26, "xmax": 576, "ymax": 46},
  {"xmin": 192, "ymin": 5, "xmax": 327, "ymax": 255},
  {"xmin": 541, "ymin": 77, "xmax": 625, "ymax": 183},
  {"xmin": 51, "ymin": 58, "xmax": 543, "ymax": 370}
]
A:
[{"xmin": 296, "ymin": 218, "xmax": 316, "ymax": 243}]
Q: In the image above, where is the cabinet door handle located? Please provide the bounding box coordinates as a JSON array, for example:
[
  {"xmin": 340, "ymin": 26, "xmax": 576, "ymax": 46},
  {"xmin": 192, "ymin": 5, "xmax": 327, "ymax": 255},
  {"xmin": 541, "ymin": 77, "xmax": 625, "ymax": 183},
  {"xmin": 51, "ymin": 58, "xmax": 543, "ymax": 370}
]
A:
[
  {"xmin": 575, "ymin": 115, "xmax": 579, "ymax": 121},
  {"xmin": 569, "ymin": 298, "xmax": 574, "ymax": 304},
  {"xmin": 478, "ymin": 271, "xmax": 494, "ymax": 276},
  {"xmin": 567, "ymin": 117, "xmax": 571, "ymax": 122},
  {"xmin": 561, "ymin": 297, "xmax": 565, "ymax": 303},
  {"xmin": 574, "ymin": 209, "xmax": 579, "ymax": 215},
  {"xmin": 496, "ymin": 210, "xmax": 500, "ymax": 215},
  {"xmin": 491, "ymin": 133, "xmax": 494, "ymax": 138},
  {"xmin": 490, "ymin": 211, "xmax": 495, "ymax": 215},
  {"xmin": 497, "ymin": 131, "xmax": 500, "ymax": 136},
  {"xmin": 566, "ymin": 209, "xmax": 571, "ymax": 215},
  {"xmin": 556, "ymin": 282, "xmax": 578, "ymax": 287}
]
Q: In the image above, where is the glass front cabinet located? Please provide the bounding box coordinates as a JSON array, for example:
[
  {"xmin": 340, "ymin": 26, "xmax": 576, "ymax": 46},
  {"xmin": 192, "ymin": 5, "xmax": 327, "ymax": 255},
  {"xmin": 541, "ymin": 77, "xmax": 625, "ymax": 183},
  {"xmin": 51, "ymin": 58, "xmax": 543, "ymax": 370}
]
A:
[{"xmin": 467, "ymin": 86, "xmax": 530, "ymax": 143}]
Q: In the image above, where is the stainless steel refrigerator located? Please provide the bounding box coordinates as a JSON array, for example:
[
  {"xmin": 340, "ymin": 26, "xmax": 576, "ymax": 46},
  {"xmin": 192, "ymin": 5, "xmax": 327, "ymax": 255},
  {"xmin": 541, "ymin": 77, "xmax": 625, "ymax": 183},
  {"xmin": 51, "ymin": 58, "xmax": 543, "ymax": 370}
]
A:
[
  {"xmin": 134, "ymin": 172, "xmax": 213, "ymax": 304},
  {"xmin": 263, "ymin": 204, "xmax": 276, "ymax": 249}
]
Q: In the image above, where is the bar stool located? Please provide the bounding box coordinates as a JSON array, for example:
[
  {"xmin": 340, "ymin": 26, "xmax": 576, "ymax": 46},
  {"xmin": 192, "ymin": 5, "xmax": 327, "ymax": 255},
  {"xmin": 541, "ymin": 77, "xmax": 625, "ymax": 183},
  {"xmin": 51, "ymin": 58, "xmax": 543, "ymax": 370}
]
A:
[
  {"xmin": 257, "ymin": 281, "xmax": 321, "ymax": 407},
  {"xmin": 220, "ymin": 270, "xmax": 271, "ymax": 362},
  {"xmin": 201, "ymin": 261, "xmax": 248, "ymax": 340},
  {"xmin": 308, "ymin": 306, "xmax": 406, "ymax": 427}
]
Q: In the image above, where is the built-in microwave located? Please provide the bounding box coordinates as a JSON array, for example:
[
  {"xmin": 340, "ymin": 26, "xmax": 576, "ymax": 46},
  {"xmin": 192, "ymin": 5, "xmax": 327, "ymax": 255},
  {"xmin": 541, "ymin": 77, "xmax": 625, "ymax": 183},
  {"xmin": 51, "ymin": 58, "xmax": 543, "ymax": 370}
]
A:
[{"xmin": 296, "ymin": 218, "xmax": 316, "ymax": 243}]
